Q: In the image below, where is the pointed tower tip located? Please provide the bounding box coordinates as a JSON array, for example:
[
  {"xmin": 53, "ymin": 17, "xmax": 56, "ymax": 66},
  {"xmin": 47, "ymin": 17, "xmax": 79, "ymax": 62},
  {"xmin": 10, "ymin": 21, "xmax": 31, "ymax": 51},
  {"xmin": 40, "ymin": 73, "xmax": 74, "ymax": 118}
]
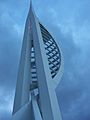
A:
[
  {"xmin": 30, "ymin": 0, "xmax": 32, "ymax": 10},
  {"xmin": 28, "ymin": 0, "xmax": 33, "ymax": 14},
  {"xmin": 29, "ymin": 0, "xmax": 36, "ymax": 19}
]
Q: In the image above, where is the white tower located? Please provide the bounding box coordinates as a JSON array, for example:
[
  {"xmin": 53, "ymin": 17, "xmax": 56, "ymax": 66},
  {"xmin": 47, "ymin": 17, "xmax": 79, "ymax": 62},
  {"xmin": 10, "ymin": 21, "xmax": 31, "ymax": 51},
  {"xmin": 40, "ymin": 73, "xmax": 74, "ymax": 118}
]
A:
[{"xmin": 12, "ymin": 1, "xmax": 63, "ymax": 120}]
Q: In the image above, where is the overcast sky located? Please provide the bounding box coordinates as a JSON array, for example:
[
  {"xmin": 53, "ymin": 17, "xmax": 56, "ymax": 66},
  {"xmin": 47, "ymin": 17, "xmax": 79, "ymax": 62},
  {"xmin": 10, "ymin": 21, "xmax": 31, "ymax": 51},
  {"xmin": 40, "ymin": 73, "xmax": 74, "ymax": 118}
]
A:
[{"xmin": 0, "ymin": 0, "xmax": 90, "ymax": 120}]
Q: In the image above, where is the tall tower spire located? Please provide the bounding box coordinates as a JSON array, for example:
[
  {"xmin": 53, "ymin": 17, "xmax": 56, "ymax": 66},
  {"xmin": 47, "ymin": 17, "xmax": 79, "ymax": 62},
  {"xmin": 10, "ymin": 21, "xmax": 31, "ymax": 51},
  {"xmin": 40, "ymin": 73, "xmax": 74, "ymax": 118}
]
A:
[
  {"xmin": 12, "ymin": 2, "xmax": 63, "ymax": 120},
  {"xmin": 30, "ymin": 0, "xmax": 32, "ymax": 10}
]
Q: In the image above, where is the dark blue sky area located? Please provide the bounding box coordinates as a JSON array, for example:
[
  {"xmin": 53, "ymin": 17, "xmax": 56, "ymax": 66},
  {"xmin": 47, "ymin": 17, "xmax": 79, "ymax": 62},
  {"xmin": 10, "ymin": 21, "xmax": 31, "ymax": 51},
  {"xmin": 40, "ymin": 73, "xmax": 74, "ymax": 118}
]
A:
[{"xmin": 0, "ymin": 0, "xmax": 90, "ymax": 120}]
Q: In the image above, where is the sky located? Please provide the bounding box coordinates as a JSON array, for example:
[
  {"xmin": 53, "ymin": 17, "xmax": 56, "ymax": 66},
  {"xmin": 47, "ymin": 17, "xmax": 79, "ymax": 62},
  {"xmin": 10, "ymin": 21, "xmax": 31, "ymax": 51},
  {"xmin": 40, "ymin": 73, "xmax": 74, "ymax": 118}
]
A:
[{"xmin": 0, "ymin": 0, "xmax": 90, "ymax": 120}]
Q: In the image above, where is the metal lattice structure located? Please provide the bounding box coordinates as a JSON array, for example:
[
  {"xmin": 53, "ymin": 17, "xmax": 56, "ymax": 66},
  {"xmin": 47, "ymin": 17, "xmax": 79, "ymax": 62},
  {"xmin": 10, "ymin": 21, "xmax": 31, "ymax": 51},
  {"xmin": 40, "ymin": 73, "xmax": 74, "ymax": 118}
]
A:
[
  {"xmin": 40, "ymin": 23, "xmax": 61, "ymax": 78},
  {"xmin": 12, "ymin": 1, "xmax": 63, "ymax": 120}
]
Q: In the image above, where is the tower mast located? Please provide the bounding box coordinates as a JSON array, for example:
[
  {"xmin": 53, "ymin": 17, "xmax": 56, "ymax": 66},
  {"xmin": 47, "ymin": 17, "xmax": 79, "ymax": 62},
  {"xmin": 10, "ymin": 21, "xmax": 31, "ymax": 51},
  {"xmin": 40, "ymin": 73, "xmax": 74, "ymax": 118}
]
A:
[{"xmin": 12, "ymin": 1, "xmax": 63, "ymax": 120}]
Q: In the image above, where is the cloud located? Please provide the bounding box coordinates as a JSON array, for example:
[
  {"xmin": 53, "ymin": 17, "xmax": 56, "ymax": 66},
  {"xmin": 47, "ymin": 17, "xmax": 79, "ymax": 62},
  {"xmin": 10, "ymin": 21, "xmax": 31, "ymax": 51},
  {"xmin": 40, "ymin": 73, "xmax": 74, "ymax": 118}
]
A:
[
  {"xmin": 0, "ymin": 87, "xmax": 13, "ymax": 112},
  {"xmin": 0, "ymin": 87, "xmax": 14, "ymax": 120},
  {"xmin": 0, "ymin": 2, "xmax": 23, "ymax": 119}
]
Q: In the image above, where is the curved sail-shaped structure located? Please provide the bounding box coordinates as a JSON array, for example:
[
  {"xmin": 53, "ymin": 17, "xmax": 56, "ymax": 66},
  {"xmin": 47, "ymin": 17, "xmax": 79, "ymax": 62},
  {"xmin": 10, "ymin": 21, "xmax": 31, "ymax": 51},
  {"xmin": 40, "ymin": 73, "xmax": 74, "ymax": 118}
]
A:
[
  {"xmin": 12, "ymin": 1, "xmax": 63, "ymax": 120},
  {"xmin": 39, "ymin": 23, "xmax": 63, "ymax": 87}
]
